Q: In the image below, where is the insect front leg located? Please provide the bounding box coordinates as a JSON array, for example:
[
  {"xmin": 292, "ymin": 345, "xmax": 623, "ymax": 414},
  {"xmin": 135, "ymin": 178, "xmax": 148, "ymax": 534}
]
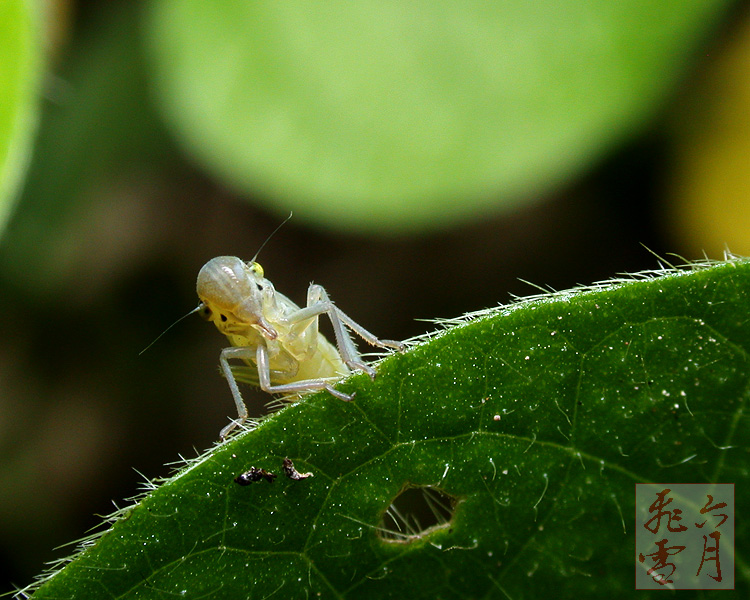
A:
[
  {"xmin": 218, "ymin": 345, "xmax": 256, "ymax": 439},
  {"xmin": 307, "ymin": 284, "xmax": 404, "ymax": 352},
  {"xmin": 254, "ymin": 343, "xmax": 354, "ymax": 401},
  {"xmin": 289, "ymin": 284, "xmax": 405, "ymax": 379}
]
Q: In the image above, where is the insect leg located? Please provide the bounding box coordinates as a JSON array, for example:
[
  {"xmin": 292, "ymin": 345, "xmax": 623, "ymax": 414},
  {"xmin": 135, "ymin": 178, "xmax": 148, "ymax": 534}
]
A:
[
  {"xmin": 334, "ymin": 307, "xmax": 405, "ymax": 352},
  {"xmin": 255, "ymin": 344, "xmax": 354, "ymax": 401},
  {"xmin": 288, "ymin": 285, "xmax": 404, "ymax": 379},
  {"xmin": 307, "ymin": 284, "xmax": 404, "ymax": 352},
  {"xmin": 218, "ymin": 345, "xmax": 255, "ymax": 439}
]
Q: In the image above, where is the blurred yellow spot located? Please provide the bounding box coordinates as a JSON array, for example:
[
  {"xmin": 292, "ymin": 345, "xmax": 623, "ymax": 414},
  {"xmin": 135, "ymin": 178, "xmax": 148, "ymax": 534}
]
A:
[{"xmin": 665, "ymin": 16, "xmax": 750, "ymax": 257}]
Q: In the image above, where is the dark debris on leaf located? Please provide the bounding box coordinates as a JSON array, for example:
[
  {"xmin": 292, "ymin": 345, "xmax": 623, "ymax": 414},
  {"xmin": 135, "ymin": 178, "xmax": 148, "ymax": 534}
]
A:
[
  {"xmin": 234, "ymin": 467, "xmax": 277, "ymax": 485},
  {"xmin": 282, "ymin": 458, "xmax": 313, "ymax": 481}
]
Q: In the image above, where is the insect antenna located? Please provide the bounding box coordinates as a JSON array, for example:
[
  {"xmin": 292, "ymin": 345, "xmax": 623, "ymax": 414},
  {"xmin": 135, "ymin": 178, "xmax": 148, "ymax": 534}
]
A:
[
  {"xmin": 251, "ymin": 211, "xmax": 293, "ymax": 263},
  {"xmin": 139, "ymin": 305, "xmax": 203, "ymax": 355}
]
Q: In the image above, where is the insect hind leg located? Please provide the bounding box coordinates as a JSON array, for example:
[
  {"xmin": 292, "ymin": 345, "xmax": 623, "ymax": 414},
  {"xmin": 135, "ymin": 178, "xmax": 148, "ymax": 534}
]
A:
[{"xmin": 254, "ymin": 343, "xmax": 354, "ymax": 401}]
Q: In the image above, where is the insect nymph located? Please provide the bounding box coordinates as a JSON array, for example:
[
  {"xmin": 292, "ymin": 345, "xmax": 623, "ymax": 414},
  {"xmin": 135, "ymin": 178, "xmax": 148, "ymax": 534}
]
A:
[{"xmin": 197, "ymin": 256, "xmax": 404, "ymax": 439}]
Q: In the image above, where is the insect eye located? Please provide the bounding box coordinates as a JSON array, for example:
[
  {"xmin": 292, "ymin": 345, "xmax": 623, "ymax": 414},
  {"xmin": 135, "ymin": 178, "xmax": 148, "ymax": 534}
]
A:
[
  {"xmin": 250, "ymin": 262, "xmax": 264, "ymax": 278},
  {"xmin": 199, "ymin": 304, "xmax": 213, "ymax": 320}
]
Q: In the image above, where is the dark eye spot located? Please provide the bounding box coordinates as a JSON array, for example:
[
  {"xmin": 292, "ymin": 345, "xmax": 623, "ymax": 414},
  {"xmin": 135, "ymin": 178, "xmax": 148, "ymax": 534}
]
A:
[
  {"xmin": 256, "ymin": 283, "xmax": 263, "ymax": 292},
  {"xmin": 220, "ymin": 314, "xmax": 228, "ymax": 322},
  {"xmin": 199, "ymin": 305, "xmax": 212, "ymax": 320}
]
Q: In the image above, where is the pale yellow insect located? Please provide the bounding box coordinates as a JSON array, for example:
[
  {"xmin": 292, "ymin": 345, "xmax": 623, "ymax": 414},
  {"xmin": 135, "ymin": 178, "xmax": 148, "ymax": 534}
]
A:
[{"xmin": 196, "ymin": 256, "xmax": 404, "ymax": 439}]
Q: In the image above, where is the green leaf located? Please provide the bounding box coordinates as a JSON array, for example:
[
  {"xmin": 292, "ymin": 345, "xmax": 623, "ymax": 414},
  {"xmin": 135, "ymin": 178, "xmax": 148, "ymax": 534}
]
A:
[
  {"xmin": 26, "ymin": 258, "xmax": 750, "ymax": 598},
  {"xmin": 143, "ymin": 0, "xmax": 731, "ymax": 233},
  {"xmin": 0, "ymin": 2, "xmax": 173, "ymax": 295},
  {"xmin": 0, "ymin": 0, "xmax": 40, "ymax": 236}
]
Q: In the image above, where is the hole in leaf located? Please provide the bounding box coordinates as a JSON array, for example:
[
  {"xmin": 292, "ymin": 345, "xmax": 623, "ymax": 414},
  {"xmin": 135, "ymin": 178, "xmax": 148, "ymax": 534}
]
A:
[{"xmin": 378, "ymin": 485, "xmax": 458, "ymax": 543}]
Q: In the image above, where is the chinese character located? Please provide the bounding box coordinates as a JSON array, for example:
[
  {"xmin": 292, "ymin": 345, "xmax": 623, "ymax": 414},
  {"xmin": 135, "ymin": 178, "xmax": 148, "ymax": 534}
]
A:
[
  {"xmin": 636, "ymin": 483, "xmax": 734, "ymax": 590},
  {"xmin": 639, "ymin": 538, "xmax": 686, "ymax": 585},
  {"xmin": 696, "ymin": 531, "xmax": 722, "ymax": 582},
  {"xmin": 695, "ymin": 494, "xmax": 728, "ymax": 529},
  {"xmin": 644, "ymin": 489, "xmax": 688, "ymax": 534}
]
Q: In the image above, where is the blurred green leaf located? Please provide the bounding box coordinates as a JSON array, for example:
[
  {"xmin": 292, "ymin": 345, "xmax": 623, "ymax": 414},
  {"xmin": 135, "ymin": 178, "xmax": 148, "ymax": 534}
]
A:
[
  {"xmin": 26, "ymin": 258, "xmax": 750, "ymax": 598},
  {"xmin": 144, "ymin": 0, "xmax": 732, "ymax": 233},
  {"xmin": 0, "ymin": 0, "xmax": 40, "ymax": 236},
  {"xmin": 0, "ymin": 3, "xmax": 173, "ymax": 295}
]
